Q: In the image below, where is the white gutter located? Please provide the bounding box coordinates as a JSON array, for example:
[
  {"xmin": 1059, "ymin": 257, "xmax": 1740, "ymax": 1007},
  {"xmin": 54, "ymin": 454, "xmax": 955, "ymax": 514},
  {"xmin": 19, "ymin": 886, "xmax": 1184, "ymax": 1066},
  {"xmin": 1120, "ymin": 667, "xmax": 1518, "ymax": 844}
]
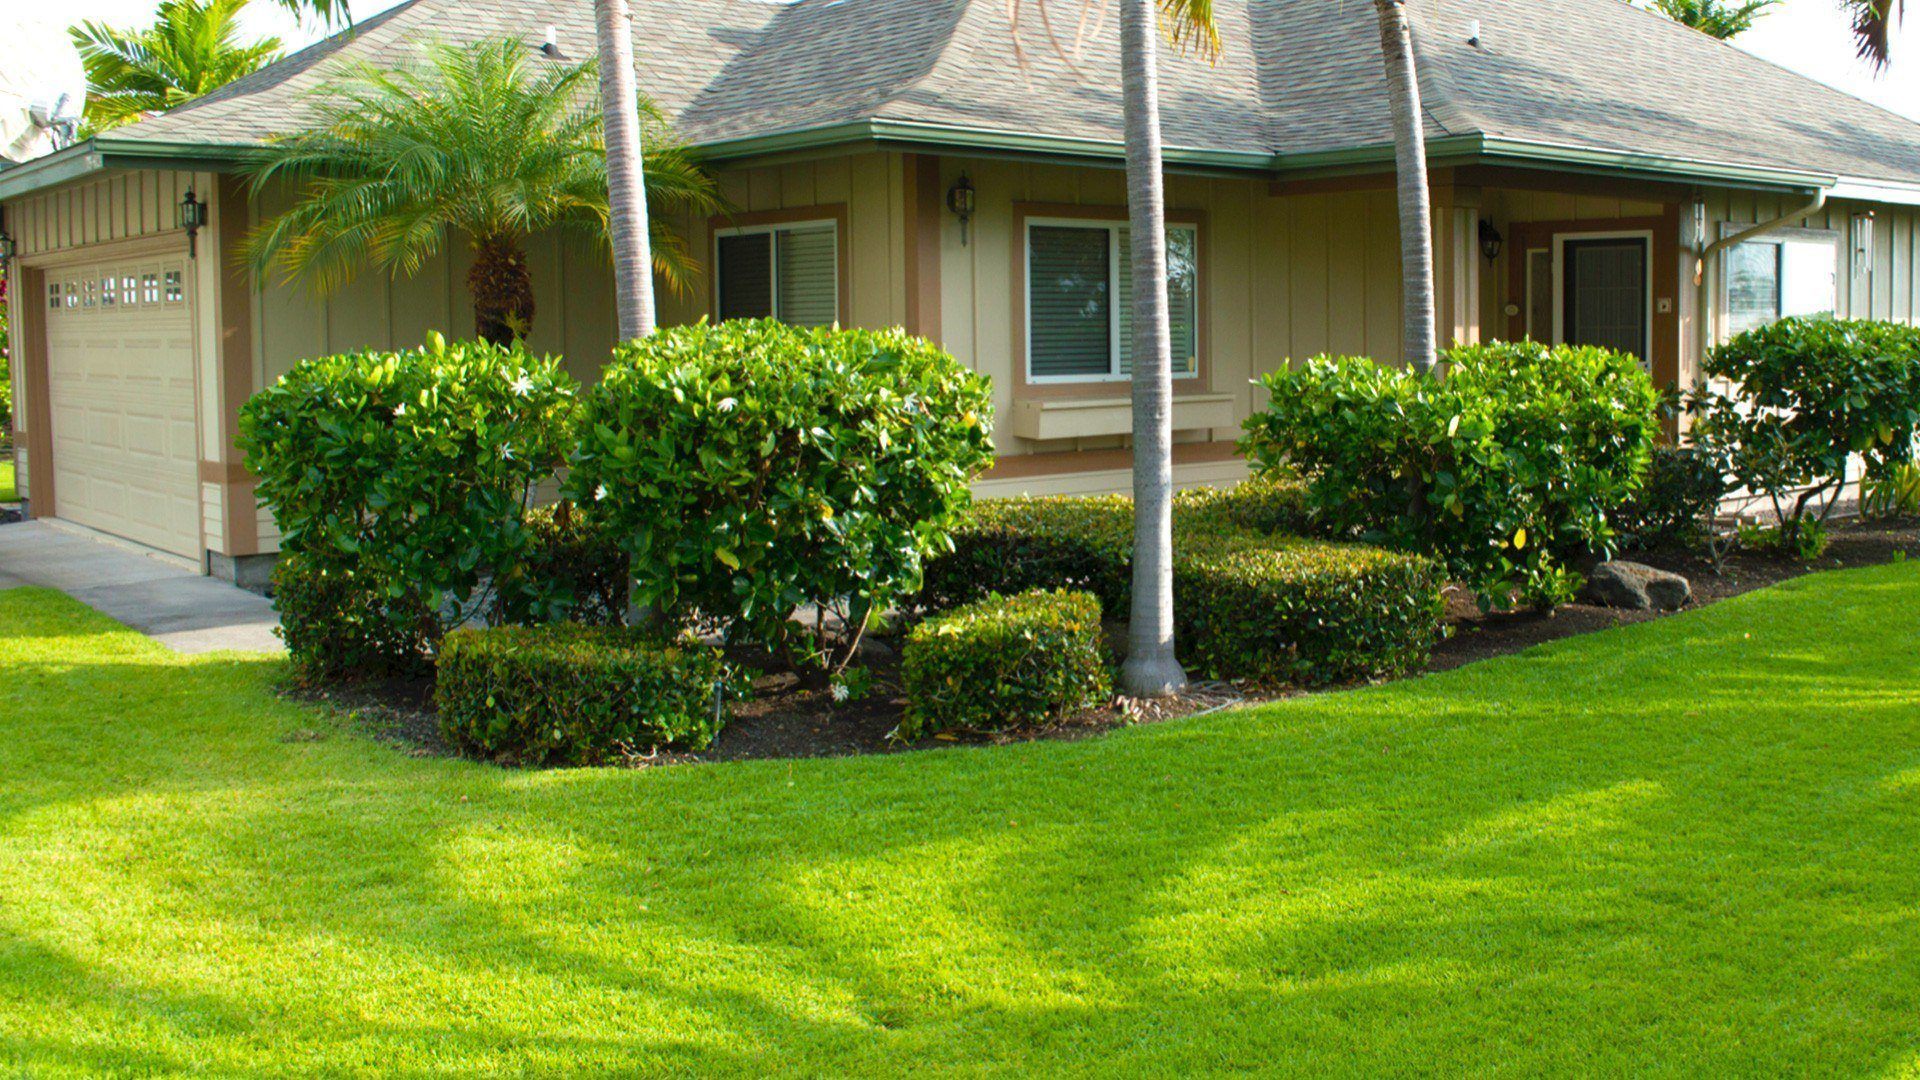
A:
[{"xmin": 1691, "ymin": 187, "xmax": 1829, "ymax": 388}]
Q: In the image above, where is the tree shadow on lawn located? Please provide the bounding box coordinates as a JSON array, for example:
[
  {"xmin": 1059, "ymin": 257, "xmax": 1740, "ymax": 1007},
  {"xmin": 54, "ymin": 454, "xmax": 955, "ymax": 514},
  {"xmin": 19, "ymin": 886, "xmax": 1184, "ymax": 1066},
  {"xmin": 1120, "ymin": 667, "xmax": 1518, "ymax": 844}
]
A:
[{"xmin": 1, "ymin": 569, "xmax": 1919, "ymax": 1074}]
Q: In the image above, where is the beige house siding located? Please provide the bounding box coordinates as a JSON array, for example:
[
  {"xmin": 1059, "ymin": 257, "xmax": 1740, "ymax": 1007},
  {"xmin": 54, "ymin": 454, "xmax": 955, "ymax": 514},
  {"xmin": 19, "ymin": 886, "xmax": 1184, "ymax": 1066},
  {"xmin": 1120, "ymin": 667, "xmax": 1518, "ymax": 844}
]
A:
[{"xmin": 932, "ymin": 156, "xmax": 1413, "ymax": 469}]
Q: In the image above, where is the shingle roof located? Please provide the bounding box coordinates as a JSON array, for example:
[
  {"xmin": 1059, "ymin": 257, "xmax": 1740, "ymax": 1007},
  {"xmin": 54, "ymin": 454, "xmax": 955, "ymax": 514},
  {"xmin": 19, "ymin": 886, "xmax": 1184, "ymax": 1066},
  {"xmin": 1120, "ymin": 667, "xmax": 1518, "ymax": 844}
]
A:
[{"xmin": 103, "ymin": 0, "xmax": 1920, "ymax": 188}]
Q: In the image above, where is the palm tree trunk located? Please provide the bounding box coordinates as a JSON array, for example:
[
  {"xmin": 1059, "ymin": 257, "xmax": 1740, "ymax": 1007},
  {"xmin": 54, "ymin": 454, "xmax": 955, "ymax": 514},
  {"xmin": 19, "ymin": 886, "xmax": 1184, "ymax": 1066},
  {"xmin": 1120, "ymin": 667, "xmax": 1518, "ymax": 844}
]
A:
[
  {"xmin": 595, "ymin": 0, "xmax": 656, "ymax": 340},
  {"xmin": 468, "ymin": 235, "xmax": 534, "ymax": 346},
  {"xmin": 1375, "ymin": 0, "xmax": 1438, "ymax": 374},
  {"xmin": 1118, "ymin": 0, "xmax": 1188, "ymax": 698}
]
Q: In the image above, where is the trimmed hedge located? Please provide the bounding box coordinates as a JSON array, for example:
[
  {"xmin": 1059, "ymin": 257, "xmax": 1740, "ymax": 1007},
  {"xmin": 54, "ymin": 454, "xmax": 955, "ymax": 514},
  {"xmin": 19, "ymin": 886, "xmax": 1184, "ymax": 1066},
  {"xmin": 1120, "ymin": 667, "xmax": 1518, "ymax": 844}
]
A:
[
  {"xmin": 901, "ymin": 589, "xmax": 1111, "ymax": 738},
  {"xmin": 1173, "ymin": 472, "xmax": 1314, "ymax": 534},
  {"xmin": 920, "ymin": 491, "xmax": 1445, "ymax": 685},
  {"xmin": 272, "ymin": 552, "xmax": 437, "ymax": 682},
  {"xmin": 436, "ymin": 624, "xmax": 733, "ymax": 765}
]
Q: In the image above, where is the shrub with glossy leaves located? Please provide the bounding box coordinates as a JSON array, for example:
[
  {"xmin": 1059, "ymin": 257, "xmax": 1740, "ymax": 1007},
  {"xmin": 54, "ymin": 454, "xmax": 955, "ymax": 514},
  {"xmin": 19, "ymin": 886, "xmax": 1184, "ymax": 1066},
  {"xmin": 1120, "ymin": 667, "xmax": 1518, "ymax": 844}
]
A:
[
  {"xmin": 489, "ymin": 502, "xmax": 630, "ymax": 627},
  {"xmin": 920, "ymin": 493, "xmax": 1445, "ymax": 685},
  {"xmin": 1614, "ymin": 446, "xmax": 1729, "ymax": 551},
  {"xmin": 566, "ymin": 320, "xmax": 994, "ymax": 670},
  {"xmin": 901, "ymin": 589, "xmax": 1111, "ymax": 738},
  {"xmin": 1687, "ymin": 316, "xmax": 1920, "ymax": 528},
  {"xmin": 1243, "ymin": 342, "xmax": 1661, "ymax": 610},
  {"xmin": 239, "ymin": 335, "xmax": 579, "ymax": 662},
  {"xmin": 436, "ymin": 624, "xmax": 733, "ymax": 765},
  {"xmin": 271, "ymin": 553, "xmax": 438, "ymax": 682}
]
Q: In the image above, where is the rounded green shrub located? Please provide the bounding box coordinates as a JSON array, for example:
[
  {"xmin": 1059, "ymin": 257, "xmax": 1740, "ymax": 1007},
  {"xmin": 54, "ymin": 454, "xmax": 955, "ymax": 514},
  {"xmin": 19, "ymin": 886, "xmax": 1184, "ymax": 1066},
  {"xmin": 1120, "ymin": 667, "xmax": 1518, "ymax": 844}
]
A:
[
  {"xmin": 436, "ymin": 624, "xmax": 734, "ymax": 765},
  {"xmin": 271, "ymin": 552, "xmax": 438, "ymax": 682},
  {"xmin": 566, "ymin": 320, "xmax": 995, "ymax": 670},
  {"xmin": 239, "ymin": 335, "xmax": 580, "ymax": 669},
  {"xmin": 1687, "ymin": 316, "xmax": 1920, "ymax": 529},
  {"xmin": 901, "ymin": 589, "xmax": 1111, "ymax": 738},
  {"xmin": 1243, "ymin": 341, "xmax": 1661, "ymax": 610}
]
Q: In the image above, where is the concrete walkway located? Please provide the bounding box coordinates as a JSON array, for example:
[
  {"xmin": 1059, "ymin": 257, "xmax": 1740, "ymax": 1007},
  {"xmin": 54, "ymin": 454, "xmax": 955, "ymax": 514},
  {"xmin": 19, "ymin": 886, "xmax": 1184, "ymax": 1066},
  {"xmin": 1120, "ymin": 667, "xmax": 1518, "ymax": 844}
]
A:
[{"xmin": 0, "ymin": 520, "xmax": 282, "ymax": 653}]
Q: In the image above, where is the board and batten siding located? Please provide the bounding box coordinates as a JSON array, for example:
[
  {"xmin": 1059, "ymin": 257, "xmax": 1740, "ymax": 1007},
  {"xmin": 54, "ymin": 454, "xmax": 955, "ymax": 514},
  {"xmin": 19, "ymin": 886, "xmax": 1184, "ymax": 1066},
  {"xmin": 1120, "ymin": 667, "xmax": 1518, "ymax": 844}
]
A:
[
  {"xmin": 1699, "ymin": 188, "xmax": 1920, "ymax": 326},
  {"xmin": 933, "ymin": 156, "xmax": 1413, "ymax": 461}
]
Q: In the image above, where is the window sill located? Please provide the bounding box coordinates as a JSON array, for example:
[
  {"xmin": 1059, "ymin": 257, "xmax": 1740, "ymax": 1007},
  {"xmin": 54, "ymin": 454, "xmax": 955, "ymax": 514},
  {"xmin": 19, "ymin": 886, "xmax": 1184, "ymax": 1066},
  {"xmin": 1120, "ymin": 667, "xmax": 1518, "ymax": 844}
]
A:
[{"xmin": 1010, "ymin": 392, "xmax": 1236, "ymax": 441}]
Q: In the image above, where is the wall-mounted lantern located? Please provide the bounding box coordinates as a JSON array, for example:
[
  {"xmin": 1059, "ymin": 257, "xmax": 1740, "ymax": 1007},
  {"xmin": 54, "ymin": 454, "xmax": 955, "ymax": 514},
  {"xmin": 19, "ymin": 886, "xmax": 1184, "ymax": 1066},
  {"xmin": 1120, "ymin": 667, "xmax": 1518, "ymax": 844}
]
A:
[
  {"xmin": 947, "ymin": 173, "xmax": 977, "ymax": 246},
  {"xmin": 1477, "ymin": 218, "xmax": 1503, "ymax": 263},
  {"xmin": 179, "ymin": 188, "xmax": 208, "ymax": 258}
]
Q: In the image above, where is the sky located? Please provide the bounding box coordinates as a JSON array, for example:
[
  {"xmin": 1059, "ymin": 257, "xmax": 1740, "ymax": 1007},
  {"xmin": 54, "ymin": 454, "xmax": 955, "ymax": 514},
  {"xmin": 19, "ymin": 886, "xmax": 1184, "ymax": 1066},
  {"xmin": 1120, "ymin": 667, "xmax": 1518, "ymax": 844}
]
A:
[{"xmin": 13, "ymin": 0, "xmax": 1920, "ymax": 122}]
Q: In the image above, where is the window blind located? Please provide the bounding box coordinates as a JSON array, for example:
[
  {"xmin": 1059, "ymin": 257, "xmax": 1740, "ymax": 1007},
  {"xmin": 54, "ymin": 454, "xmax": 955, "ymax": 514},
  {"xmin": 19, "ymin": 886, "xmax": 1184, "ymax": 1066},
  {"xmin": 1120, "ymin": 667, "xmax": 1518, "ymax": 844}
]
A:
[
  {"xmin": 1115, "ymin": 226, "xmax": 1199, "ymax": 377},
  {"xmin": 775, "ymin": 226, "xmax": 838, "ymax": 327},
  {"xmin": 1029, "ymin": 225, "xmax": 1113, "ymax": 378},
  {"xmin": 717, "ymin": 233, "xmax": 773, "ymax": 321}
]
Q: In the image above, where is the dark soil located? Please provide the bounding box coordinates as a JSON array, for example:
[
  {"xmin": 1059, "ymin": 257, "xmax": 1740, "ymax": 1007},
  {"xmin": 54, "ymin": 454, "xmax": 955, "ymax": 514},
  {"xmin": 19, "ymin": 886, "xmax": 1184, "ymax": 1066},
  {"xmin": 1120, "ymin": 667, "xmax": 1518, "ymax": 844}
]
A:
[{"xmin": 289, "ymin": 515, "xmax": 1920, "ymax": 769}]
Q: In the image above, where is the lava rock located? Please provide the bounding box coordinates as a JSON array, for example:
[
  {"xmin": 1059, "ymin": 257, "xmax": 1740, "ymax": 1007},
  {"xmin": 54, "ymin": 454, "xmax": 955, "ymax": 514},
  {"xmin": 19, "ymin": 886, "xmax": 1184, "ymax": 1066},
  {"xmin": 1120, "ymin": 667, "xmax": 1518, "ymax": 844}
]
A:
[{"xmin": 1585, "ymin": 560, "xmax": 1692, "ymax": 612}]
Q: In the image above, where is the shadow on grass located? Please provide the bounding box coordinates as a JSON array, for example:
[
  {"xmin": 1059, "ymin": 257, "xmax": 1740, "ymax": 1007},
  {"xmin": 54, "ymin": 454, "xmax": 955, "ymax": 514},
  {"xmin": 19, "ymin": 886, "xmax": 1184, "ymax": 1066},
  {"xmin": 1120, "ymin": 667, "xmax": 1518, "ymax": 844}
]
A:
[{"xmin": 0, "ymin": 567, "xmax": 1918, "ymax": 1073}]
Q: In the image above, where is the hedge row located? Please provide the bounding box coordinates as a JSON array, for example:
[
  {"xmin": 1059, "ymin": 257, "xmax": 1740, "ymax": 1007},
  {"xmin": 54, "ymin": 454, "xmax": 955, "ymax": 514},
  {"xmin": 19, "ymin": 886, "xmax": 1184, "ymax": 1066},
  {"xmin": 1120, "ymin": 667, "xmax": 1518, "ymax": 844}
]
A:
[
  {"xmin": 920, "ymin": 484, "xmax": 1445, "ymax": 685},
  {"xmin": 436, "ymin": 624, "xmax": 734, "ymax": 765},
  {"xmin": 900, "ymin": 589, "xmax": 1111, "ymax": 738}
]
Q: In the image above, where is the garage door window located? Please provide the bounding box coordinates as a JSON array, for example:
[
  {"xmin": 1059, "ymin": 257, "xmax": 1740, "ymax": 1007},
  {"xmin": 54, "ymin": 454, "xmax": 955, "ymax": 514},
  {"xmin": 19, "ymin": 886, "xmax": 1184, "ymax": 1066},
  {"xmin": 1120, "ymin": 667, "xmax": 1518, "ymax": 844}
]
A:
[
  {"xmin": 164, "ymin": 270, "xmax": 185, "ymax": 304},
  {"xmin": 100, "ymin": 273, "xmax": 117, "ymax": 308}
]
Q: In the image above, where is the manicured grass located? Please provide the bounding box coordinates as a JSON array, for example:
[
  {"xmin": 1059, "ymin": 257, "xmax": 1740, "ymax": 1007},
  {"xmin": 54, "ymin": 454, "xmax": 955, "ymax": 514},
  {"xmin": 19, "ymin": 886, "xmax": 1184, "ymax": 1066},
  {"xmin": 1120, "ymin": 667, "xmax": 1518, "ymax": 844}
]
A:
[
  {"xmin": 3, "ymin": 565, "xmax": 1920, "ymax": 1074},
  {"xmin": 0, "ymin": 461, "xmax": 13, "ymax": 503}
]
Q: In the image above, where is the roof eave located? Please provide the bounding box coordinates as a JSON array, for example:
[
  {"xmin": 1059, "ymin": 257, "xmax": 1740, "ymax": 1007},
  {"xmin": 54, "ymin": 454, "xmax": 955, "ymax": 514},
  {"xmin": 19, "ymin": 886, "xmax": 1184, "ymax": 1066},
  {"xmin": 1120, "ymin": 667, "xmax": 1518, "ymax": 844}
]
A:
[{"xmin": 0, "ymin": 137, "xmax": 248, "ymax": 201}]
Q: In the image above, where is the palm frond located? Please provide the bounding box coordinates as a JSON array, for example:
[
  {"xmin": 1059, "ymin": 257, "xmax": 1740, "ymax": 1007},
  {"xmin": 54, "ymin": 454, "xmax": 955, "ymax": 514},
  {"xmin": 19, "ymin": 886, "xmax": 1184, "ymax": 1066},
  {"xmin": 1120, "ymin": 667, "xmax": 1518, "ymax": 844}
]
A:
[
  {"xmin": 1842, "ymin": 0, "xmax": 1904, "ymax": 68},
  {"xmin": 246, "ymin": 35, "xmax": 722, "ymax": 304},
  {"xmin": 71, "ymin": 0, "xmax": 281, "ymax": 132}
]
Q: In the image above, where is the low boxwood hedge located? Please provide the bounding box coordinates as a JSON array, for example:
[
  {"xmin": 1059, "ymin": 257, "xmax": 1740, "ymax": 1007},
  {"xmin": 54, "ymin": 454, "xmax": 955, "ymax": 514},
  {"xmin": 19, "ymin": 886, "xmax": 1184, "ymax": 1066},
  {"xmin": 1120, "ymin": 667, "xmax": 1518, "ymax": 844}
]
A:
[
  {"xmin": 920, "ymin": 487, "xmax": 1444, "ymax": 685},
  {"xmin": 272, "ymin": 552, "xmax": 438, "ymax": 682},
  {"xmin": 436, "ymin": 625, "xmax": 733, "ymax": 765},
  {"xmin": 901, "ymin": 589, "xmax": 1111, "ymax": 738}
]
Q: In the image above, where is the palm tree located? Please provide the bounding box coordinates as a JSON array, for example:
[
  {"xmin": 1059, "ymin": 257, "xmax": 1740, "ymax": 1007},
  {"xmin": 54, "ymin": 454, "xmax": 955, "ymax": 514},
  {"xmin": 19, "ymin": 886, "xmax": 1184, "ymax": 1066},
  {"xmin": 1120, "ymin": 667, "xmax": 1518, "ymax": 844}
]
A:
[
  {"xmin": 1843, "ymin": 0, "xmax": 1905, "ymax": 67},
  {"xmin": 244, "ymin": 38, "xmax": 719, "ymax": 346},
  {"xmin": 593, "ymin": 0, "xmax": 656, "ymax": 340},
  {"xmin": 1120, "ymin": 0, "xmax": 1217, "ymax": 697},
  {"xmin": 1013, "ymin": 0, "xmax": 1217, "ymax": 698},
  {"xmin": 1372, "ymin": 0, "xmax": 1437, "ymax": 376},
  {"xmin": 1648, "ymin": 0, "xmax": 1780, "ymax": 39},
  {"xmin": 71, "ymin": 0, "xmax": 283, "ymax": 133}
]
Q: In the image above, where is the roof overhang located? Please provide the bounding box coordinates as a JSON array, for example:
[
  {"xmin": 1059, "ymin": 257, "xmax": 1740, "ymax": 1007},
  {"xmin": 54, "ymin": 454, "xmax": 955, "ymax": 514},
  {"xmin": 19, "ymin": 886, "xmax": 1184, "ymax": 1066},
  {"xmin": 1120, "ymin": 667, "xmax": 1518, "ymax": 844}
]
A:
[
  {"xmin": 0, "ymin": 122, "xmax": 1867, "ymax": 205},
  {"xmin": 0, "ymin": 138, "xmax": 248, "ymax": 201}
]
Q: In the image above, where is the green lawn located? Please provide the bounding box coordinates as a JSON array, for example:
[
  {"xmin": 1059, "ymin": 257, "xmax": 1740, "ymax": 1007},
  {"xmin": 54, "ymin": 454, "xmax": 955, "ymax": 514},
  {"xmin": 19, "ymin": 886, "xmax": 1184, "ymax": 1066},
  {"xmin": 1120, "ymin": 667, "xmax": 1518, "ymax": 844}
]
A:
[
  {"xmin": 0, "ymin": 460, "xmax": 14, "ymax": 503},
  {"xmin": 3, "ymin": 565, "xmax": 1920, "ymax": 1075}
]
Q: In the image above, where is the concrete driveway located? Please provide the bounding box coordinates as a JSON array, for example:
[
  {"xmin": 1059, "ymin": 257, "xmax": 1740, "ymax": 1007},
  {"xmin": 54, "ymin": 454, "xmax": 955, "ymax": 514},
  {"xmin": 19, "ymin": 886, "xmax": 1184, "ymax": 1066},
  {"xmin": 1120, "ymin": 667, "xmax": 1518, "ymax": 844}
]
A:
[{"xmin": 0, "ymin": 520, "xmax": 282, "ymax": 653}]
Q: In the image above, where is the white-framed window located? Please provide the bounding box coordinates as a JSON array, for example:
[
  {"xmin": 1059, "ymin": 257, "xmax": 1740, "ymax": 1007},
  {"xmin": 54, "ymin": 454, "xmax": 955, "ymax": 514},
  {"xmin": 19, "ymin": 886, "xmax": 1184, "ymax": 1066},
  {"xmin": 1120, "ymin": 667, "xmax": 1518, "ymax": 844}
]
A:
[
  {"xmin": 163, "ymin": 268, "xmax": 185, "ymax": 304},
  {"xmin": 120, "ymin": 274, "xmax": 138, "ymax": 307},
  {"xmin": 712, "ymin": 219, "xmax": 839, "ymax": 327},
  {"xmin": 100, "ymin": 273, "xmax": 118, "ymax": 308},
  {"xmin": 1025, "ymin": 217, "xmax": 1199, "ymax": 383},
  {"xmin": 63, "ymin": 279, "xmax": 78, "ymax": 308},
  {"xmin": 1723, "ymin": 225, "xmax": 1838, "ymax": 338},
  {"xmin": 141, "ymin": 270, "xmax": 161, "ymax": 305}
]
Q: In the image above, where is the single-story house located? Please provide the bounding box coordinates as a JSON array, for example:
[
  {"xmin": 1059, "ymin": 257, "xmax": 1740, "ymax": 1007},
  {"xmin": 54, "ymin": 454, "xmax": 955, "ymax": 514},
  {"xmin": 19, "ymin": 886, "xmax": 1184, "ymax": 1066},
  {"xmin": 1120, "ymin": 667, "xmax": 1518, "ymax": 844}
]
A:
[{"xmin": 6, "ymin": 0, "xmax": 1920, "ymax": 586}]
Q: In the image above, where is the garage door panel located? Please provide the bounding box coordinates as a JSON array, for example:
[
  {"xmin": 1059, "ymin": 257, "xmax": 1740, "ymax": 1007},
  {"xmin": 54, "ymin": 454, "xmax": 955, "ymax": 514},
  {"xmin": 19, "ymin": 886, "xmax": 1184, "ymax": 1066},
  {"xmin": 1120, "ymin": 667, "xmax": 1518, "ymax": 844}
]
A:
[{"xmin": 45, "ymin": 252, "xmax": 200, "ymax": 559}]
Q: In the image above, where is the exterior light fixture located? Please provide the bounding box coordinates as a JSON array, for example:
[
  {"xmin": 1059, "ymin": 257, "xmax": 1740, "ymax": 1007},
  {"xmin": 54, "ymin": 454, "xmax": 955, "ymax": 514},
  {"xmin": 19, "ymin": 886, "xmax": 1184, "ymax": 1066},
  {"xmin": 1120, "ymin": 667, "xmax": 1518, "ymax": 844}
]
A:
[
  {"xmin": 179, "ymin": 188, "xmax": 208, "ymax": 258},
  {"xmin": 947, "ymin": 173, "xmax": 977, "ymax": 246},
  {"xmin": 1478, "ymin": 218, "xmax": 1503, "ymax": 262}
]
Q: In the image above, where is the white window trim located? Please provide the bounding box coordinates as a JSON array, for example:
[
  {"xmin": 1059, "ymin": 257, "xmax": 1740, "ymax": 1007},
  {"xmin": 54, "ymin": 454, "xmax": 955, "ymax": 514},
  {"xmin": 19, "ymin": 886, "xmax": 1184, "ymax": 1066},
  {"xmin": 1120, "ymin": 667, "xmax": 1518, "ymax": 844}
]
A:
[
  {"xmin": 711, "ymin": 217, "xmax": 840, "ymax": 325},
  {"xmin": 1023, "ymin": 215, "xmax": 1201, "ymax": 385},
  {"xmin": 1714, "ymin": 223, "xmax": 1841, "ymax": 343},
  {"xmin": 1550, "ymin": 229, "xmax": 1655, "ymax": 369}
]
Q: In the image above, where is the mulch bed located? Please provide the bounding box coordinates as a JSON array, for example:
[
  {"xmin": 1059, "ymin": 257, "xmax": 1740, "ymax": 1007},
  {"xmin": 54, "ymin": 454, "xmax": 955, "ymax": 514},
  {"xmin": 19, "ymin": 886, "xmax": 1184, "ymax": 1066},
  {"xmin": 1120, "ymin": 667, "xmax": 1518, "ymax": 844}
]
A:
[{"xmin": 289, "ymin": 515, "xmax": 1920, "ymax": 768}]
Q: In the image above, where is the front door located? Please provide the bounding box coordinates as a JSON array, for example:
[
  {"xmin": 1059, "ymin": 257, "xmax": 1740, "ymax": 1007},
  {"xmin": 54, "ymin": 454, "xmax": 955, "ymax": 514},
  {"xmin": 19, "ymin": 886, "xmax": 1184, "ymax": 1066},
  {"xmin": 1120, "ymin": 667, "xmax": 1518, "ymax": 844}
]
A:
[{"xmin": 1562, "ymin": 237, "xmax": 1650, "ymax": 366}]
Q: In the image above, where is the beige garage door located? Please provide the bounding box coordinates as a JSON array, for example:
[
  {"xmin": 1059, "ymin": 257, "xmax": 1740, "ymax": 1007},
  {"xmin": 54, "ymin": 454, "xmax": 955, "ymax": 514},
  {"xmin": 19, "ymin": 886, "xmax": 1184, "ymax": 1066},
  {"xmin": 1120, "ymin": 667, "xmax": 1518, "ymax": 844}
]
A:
[{"xmin": 43, "ymin": 255, "xmax": 201, "ymax": 558}]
